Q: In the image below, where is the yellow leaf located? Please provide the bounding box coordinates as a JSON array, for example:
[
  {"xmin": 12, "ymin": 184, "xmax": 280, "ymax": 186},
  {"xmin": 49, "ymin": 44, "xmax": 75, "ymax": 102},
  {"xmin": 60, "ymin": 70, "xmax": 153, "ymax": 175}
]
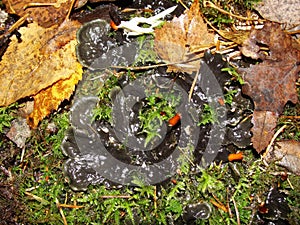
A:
[
  {"xmin": 27, "ymin": 62, "xmax": 82, "ymax": 128},
  {"xmin": 0, "ymin": 20, "xmax": 81, "ymax": 107}
]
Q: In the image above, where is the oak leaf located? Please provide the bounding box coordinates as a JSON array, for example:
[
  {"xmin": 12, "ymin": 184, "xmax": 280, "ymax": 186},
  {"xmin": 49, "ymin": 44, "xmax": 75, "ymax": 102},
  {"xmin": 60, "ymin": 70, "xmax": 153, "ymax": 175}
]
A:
[
  {"xmin": 154, "ymin": 0, "xmax": 214, "ymax": 74},
  {"xmin": 239, "ymin": 23, "xmax": 300, "ymax": 153}
]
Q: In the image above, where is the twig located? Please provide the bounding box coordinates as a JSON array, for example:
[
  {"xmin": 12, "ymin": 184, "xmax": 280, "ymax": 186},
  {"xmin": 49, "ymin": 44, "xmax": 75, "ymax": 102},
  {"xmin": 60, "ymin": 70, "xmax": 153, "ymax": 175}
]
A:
[
  {"xmin": 25, "ymin": 186, "xmax": 40, "ymax": 192},
  {"xmin": 110, "ymin": 57, "xmax": 203, "ymax": 71},
  {"xmin": 23, "ymin": 3, "xmax": 57, "ymax": 10},
  {"xmin": 232, "ymin": 197, "xmax": 240, "ymax": 225},
  {"xmin": 6, "ymin": 0, "xmax": 16, "ymax": 13},
  {"xmin": 178, "ymin": 0, "xmax": 188, "ymax": 10},
  {"xmin": 58, "ymin": 204, "xmax": 84, "ymax": 209},
  {"xmin": 287, "ymin": 178, "xmax": 294, "ymax": 190},
  {"xmin": 25, "ymin": 191, "xmax": 49, "ymax": 205},
  {"xmin": 100, "ymin": 195, "xmax": 131, "ymax": 199},
  {"xmin": 189, "ymin": 70, "xmax": 200, "ymax": 101},
  {"xmin": 0, "ymin": 13, "xmax": 29, "ymax": 40},
  {"xmin": 153, "ymin": 186, "xmax": 157, "ymax": 212},
  {"xmin": 263, "ymin": 125, "xmax": 287, "ymax": 158},
  {"xmin": 178, "ymin": 147, "xmax": 195, "ymax": 167},
  {"xmin": 0, "ymin": 166, "xmax": 12, "ymax": 180},
  {"xmin": 56, "ymin": 198, "xmax": 68, "ymax": 225},
  {"xmin": 226, "ymin": 188, "xmax": 233, "ymax": 218},
  {"xmin": 286, "ymin": 30, "xmax": 300, "ymax": 35},
  {"xmin": 20, "ymin": 146, "xmax": 26, "ymax": 162},
  {"xmin": 66, "ymin": 0, "xmax": 76, "ymax": 20},
  {"xmin": 210, "ymin": 194, "xmax": 228, "ymax": 212},
  {"xmin": 214, "ymin": 43, "xmax": 238, "ymax": 54},
  {"xmin": 110, "ymin": 63, "xmax": 169, "ymax": 70},
  {"xmin": 280, "ymin": 115, "xmax": 300, "ymax": 119}
]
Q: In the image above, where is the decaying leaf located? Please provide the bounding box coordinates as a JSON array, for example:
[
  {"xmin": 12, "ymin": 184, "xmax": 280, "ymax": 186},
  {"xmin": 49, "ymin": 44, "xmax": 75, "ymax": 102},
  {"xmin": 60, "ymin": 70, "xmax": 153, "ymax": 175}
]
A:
[
  {"xmin": 154, "ymin": 0, "xmax": 214, "ymax": 74},
  {"xmin": 250, "ymin": 111, "xmax": 278, "ymax": 152},
  {"xmin": 255, "ymin": 0, "xmax": 300, "ymax": 29},
  {"xmin": 6, "ymin": 118, "xmax": 31, "ymax": 148},
  {"xmin": 0, "ymin": 20, "xmax": 81, "ymax": 107},
  {"xmin": 27, "ymin": 65, "xmax": 82, "ymax": 128},
  {"xmin": 3, "ymin": 0, "xmax": 72, "ymax": 28},
  {"xmin": 265, "ymin": 140, "xmax": 300, "ymax": 175},
  {"xmin": 239, "ymin": 23, "xmax": 300, "ymax": 153},
  {"xmin": 0, "ymin": 19, "xmax": 82, "ymax": 127}
]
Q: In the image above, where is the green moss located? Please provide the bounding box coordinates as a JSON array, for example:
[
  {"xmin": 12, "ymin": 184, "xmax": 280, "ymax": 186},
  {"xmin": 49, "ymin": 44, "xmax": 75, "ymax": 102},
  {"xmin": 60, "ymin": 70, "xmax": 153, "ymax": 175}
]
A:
[{"xmin": 0, "ymin": 103, "xmax": 18, "ymax": 134}]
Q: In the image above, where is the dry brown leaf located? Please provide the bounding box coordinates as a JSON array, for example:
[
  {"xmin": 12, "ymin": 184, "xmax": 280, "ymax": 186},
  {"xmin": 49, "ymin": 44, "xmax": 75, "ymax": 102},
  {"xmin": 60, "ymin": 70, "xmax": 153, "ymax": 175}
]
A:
[
  {"xmin": 265, "ymin": 140, "xmax": 300, "ymax": 175},
  {"xmin": 0, "ymin": 20, "xmax": 81, "ymax": 107},
  {"xmin": 255, "ymin": 0, "xmax": 300, "ymax": 29},
  {"xmin": 6, "ymin": 118, "xmax": 31, "ymax": 148},
  {"xmin": 154, "ymin": 0, "xmax": 214, "ymax": 74},
  {"xmin": 239, "ymin": 23, "xmax": 300, "ymax": 153},
  {"xmin": 27, "ymin": 65, "xmax": 82, "ymax": 128},
  {"xmin": 3, "ymin": 0, "xmax": 72, "ymax": 28},
  {"xmin": 251, "ymin": 111, "xmax": 278, "ymax": 152}
]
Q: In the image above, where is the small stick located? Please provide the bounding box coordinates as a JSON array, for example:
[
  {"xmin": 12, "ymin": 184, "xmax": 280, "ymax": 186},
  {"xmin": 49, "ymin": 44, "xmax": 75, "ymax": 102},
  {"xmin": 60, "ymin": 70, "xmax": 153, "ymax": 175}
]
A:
[
  {"xmin": 58, "ymin": 204, "xmax": 84, "ymax": 209},
  {"xmin": 110, "ymin": 63, "xmax": 169, "ymax": 70},
  {"xmin": 263, "ymin": 125, "xmax": 287, "ymax": 158},
  {"xmin": 121, "ymin": 8, "xmax": 153, "ymax": 13},
  {"xmin": 226, "ymin": 188, "xmax": 233, "ymax": 217},
  {"xmin": 66, "ymin": 0, "xmax": 76, "ymax": 20},
  {"xmin": 110, "ymin": 57, "xmax": 203, "ymax": 71},
  {"xmin": 153, "ymin": 186, "xmax": 157, "ymax": 212},
  {"xmin": 25, "ymin": 191, "xmax": 49, "ymax": 205},
  {"xmin": 210, "ymin": 194, "xmax": 228, "ymax": 212},
  {"xmin": 287, "ymin": 178, "xmax": 294, "ymax": 190},
  {"xmin": 280, "ymin": 115, "xmax": 300, "ymax": 119},
  {"xmin": 0, "ymin": 166, "xmax": 12, "ymax": 179},
  {"xmin": 0, "ymin": 13, "xmax": 29, "ymax": 40},
  {"xmin": 25, "ymin": 186, "xmax": 40, "ymax": 192},
  {"xmin": 210, "ymin": 199, "xmax": 228, "ymax": 212},
  {"xmin": 20, "ymin": 146, "xmax": 26, "ymax": 162},
  {"xmin": 286, "ymin": 30, "xmax": 300, "ymax": 35},
  {"xmin": 23, "ymin": 3, "xmax": 57, "ymax": 10},
  {"xmin": 6, "ymin": 0, "xmax": 16, "ymax": 13},
  {"xmin": 232, "ymin": 197, "xmax": 240, "ymax": 225},
  {"xmin": 100, "ymin": 195, "xmax": 131, "ymax": 199},
  {"xmin": 178, "ymin": 147, "xmax": 195, "ymax": 166},
  {"xmin": 189, "ymin": 70, "xmax": 200, "ymax": 101},
  {"xmin": 178, "ymin": 0, "xmax": 188, "ymax": 10},
  {"xmin": 56, "ymin": 198, "xmax": 68, "ymax": 225}
]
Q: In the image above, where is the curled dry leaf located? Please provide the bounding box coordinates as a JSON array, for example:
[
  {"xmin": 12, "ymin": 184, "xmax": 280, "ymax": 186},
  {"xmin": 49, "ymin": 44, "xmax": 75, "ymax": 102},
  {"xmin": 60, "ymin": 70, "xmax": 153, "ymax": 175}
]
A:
[
  {"xmin": 154, "ymin": 0, "xmax": 214, "ymax": 74},
  {"xmin": 239, "ymin": 23, "xmax": 300, "ymax": 153},
  {"xmin": 0, "ymin": 20, "xmax": 82, "ymax": 127}
]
